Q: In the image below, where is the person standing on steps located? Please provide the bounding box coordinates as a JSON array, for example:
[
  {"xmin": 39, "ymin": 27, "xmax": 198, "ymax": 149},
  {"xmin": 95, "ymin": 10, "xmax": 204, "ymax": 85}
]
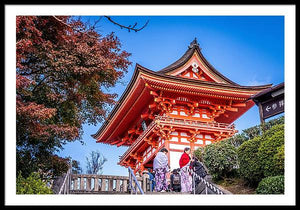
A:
[
  {"xmin": 190, "ymin": 156, "xmax": 207, "ymax": 186},
  {"xmin": 179, "ymin": 147, "xmax": 193, "ymax": 193},
  {"xmin": 147, "ymin": 168, "xmax": 155, "ymax": 192},
  {"xmin": 153, "ymin": 148, "xmax": 169, "ymax": 192},
  {"xmin": 170, "ymin": 168, "xmax": 181, "ymax": 192}
]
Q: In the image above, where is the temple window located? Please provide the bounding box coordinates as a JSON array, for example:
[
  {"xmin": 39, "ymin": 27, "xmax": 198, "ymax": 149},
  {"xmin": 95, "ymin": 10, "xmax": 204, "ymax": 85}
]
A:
[
  {"xmin": 171, "ymin": 110, "xmax": 178, "ymax": 115},
  {"xmin": 197, "ymin": 140, "xmax": 204, "ymax": 144},
  {"xmin": 170, "ymin": 136, "xmax": 178, "ymax": 142},
  {"xmin": 180, "ymin": 111, "xmax": 188, "ymax": 116},
  {"xmin": 202, "ymin": 114, "xmax": 209, "ymax": 119},
  {"xmin": 196, "ymin": 134, "xmax": 203, "ymax": 138},
  {"xmin": 181, "ymin": 132, "xmax": 188, "ymax": 136},
  {"xmin": 180, "ymin": 137, "xmax": 189, "ymax": 143},
  {"xmin": 192, "ymin": 113, "xmax": 200, "ymax": 117},
  {"xmin": 205, "ymin": 140, "xmax": 212, "ymax": 145}
]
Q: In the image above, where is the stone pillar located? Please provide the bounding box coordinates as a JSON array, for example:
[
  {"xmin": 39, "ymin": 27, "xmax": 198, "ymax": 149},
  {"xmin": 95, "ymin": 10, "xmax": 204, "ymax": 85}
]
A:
[
  {"xmin": 116, "ymin": 179, "xmax": 121, "ymax": 192},
  {"xmin": 73, "ymin": 177, "xmax": 78, "ymax": 190},
  {"xmin": 142, "ymin": 170, "xmax": 149, "ymax": 192},
  {"xmin": 108, "ymin": 179, "xmax": 114, "ymax": 191},
  {"xmin": 94, "ymin": 178, "xmax": 99, "ymax": 191},
  {"xmin": 80, "ymin": 176, "xmax": 85, "ymax": 190},
  {"xmin": 122, "ymin": 179, "xmax": 128, "ymax": 192},
  {"xmin": 86, "ymin": 177, "xmax": 91, "ymax": 191},
  {"xmin": 101, "ymin": 179, "xmax": 106, "ymax": 191}
]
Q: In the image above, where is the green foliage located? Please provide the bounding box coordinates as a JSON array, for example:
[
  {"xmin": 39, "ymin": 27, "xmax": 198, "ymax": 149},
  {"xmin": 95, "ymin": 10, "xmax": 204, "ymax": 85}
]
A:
[
  {"xmin": 226, "ymin": 116, "xmax": 284, "ymax": 147},
  {"xmin": 193, "ymin": 147, "xmax": 204, "ymax": 162},
  {"xmin": 274, "ymin": 145, "xmax": 285, "ymax": 172},
  {"xmin": 17, "ymin": 151, "xmax": 69, "ymax": 179},
  {"xmin": 256, "ymin": 175, "xmax": 284, "ymax": 194},
  {"xmin": 258, "ymin": 124, "xmax": 284, "ymax": 177},
  {"xmin": 237, "ymin": 123, "xmax": 284, "ymax": 186},
  {"xmin": 264, "ymin": 116, "xmax": 284, "ymax": 130},
  {"xmin": 203, "ymin": 141, "xmax": 238, "ymax": 180},
  {"xmin": 245, "ymin": 115, "xmax": 284, "ymax": 139},
  {"xmin": 224, "ymin": 133, "xmax": 248, "ymax": 148},
  {"xmin": 16, "ymin": 172, "xmax": 53, "ymax": 194},
  {"xmin": 242, "ymin": 125, "xmax": 262, "ymax": 140},
  {"xmin": 237, "ymin": 136, "xmax": 263, "ymax": 185},
  {"xmin": 201, "ymin": 116, "xmax": 284, "ymax": 191}
]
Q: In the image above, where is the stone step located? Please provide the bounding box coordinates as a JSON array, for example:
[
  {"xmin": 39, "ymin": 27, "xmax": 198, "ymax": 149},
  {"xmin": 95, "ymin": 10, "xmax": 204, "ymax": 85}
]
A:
[
  {"xmin": 70, "ymin": 190, "xmax": 129, "ymax": 194},
  {"xmin": 70, "ymin": 190, "xmax": 191, "ymax": 195},
  {"xmin": 145, "ymin": 192, "xmax": 191, "ymax": 194}
]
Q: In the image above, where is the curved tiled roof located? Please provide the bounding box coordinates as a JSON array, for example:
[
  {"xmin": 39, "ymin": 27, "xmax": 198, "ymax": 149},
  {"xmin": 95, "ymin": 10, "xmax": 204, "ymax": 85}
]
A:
[{"xmin": 157, "ymin": 38, "xmax": 239, "ymax": 86}]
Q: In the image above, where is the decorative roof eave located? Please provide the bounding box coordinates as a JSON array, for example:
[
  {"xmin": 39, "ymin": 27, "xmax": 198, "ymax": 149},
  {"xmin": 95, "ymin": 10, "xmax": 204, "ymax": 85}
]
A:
[
  {"xmin": 139, "ymin": 64, "xmax": 273, "ymax": 94},
  {"xmin": 141, "ymin": 75, "xmax": 269, "ymax": 99},
  {"xmin": 157, "ymin": 38, "xmax": 239, "ymax": 86},
  {"xmin": 91, "ymin": 64, "xmax": 144, "ymax": 140}
]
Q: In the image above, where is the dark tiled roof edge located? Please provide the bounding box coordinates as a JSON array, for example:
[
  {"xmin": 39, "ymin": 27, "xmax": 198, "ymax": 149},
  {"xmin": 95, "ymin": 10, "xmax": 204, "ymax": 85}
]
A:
[{"xmin": 157, "ymin": 38, "xmax": 240, "ymax": 86}]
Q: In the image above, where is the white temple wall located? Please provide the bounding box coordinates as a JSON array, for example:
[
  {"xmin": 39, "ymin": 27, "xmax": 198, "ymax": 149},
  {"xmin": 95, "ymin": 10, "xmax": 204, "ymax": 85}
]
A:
[{"xmin": 169, "ymin": 150, "xmax": 182, "ymax": 171}]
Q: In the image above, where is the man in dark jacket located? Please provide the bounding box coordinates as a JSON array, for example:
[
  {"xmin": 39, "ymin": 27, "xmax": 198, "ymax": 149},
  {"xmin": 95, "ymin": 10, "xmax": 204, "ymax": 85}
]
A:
[{"xmin": 190, "ymin": 157, "xmax": 207, "ymax": 185}]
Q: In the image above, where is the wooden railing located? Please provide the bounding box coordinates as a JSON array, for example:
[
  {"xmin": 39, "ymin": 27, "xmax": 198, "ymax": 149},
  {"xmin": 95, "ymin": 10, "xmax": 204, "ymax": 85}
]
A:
[
  {"xmin": 69, "ymin": 173, "xmax": 149, "ymax": 194},
  {"xmin": 156, "ymin": 115, "xmax": 236, "ymax": 131}
]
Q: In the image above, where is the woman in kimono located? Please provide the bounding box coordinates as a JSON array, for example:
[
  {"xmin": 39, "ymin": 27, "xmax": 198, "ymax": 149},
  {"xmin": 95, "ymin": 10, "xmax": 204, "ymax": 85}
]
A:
[
  {"xmin": 153, "ymin": 148, "xmax": 169, "ymax": 192},
  {"xmin": 179, "ymin": 147, "xmax": 192, "ymax": 193}
]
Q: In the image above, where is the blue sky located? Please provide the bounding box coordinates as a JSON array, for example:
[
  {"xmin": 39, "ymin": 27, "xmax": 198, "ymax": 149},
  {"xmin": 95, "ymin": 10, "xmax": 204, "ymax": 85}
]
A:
[{"xmin": 56, "ymin": 16, "xmax": 284, "ymax": 176}]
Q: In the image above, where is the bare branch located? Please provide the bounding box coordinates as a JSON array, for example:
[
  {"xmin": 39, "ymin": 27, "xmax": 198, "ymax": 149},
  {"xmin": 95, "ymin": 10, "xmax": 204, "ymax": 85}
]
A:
[
  {"xmin": 52, "ymin": 15, "xmax": 148, "ymax": 37},
  {"xmin": 91, "ymin": 17, "xmax": 102, "ymax": 30},
  {"xmin": 104, "ymin": 16, "xmax": 149, "ymax": 32}
]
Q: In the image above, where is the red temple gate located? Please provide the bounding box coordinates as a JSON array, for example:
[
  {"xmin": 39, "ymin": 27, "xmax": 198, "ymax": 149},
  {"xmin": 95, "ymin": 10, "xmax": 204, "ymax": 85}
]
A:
[{"xmin": 92, "ymin": 38, "xmax": 272, "ymax": 174}]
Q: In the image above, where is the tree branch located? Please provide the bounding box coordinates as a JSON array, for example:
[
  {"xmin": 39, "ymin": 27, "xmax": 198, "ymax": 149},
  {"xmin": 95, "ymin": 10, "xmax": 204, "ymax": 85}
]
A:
[
  {"xmin": 32, "ymin": 75, "xmax": 52, "ymax": 93},
  {"xmin": 104, "ymin": 16, "xmax": 149, "ymax": 32},
  {"xmin": 52, "ymin": 15, "xmax": 148, "ymax": 36}
]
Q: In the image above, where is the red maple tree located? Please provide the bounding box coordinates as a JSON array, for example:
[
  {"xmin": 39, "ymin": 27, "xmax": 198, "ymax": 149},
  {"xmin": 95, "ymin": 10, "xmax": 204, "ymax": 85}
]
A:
[{"xmin": 16, "ymin": 16, "xmax": 131, "ymax": 178}]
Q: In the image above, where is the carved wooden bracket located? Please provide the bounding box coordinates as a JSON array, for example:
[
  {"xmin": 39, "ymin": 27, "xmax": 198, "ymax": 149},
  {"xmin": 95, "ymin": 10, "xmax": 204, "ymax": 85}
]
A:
[
  {"xmin": 153, "ymin": 124, "xmax": 174, "ymax": 141},
  {"xmin": 188, "ymin": 129, "xmax": 200, "ymax": 142}
]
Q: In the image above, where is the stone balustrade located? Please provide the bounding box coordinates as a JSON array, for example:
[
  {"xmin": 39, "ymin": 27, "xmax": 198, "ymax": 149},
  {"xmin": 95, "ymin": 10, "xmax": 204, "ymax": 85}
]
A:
[{"xmin": 69, "ymin": 173, "xmax": 149, "ymax": 194}]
